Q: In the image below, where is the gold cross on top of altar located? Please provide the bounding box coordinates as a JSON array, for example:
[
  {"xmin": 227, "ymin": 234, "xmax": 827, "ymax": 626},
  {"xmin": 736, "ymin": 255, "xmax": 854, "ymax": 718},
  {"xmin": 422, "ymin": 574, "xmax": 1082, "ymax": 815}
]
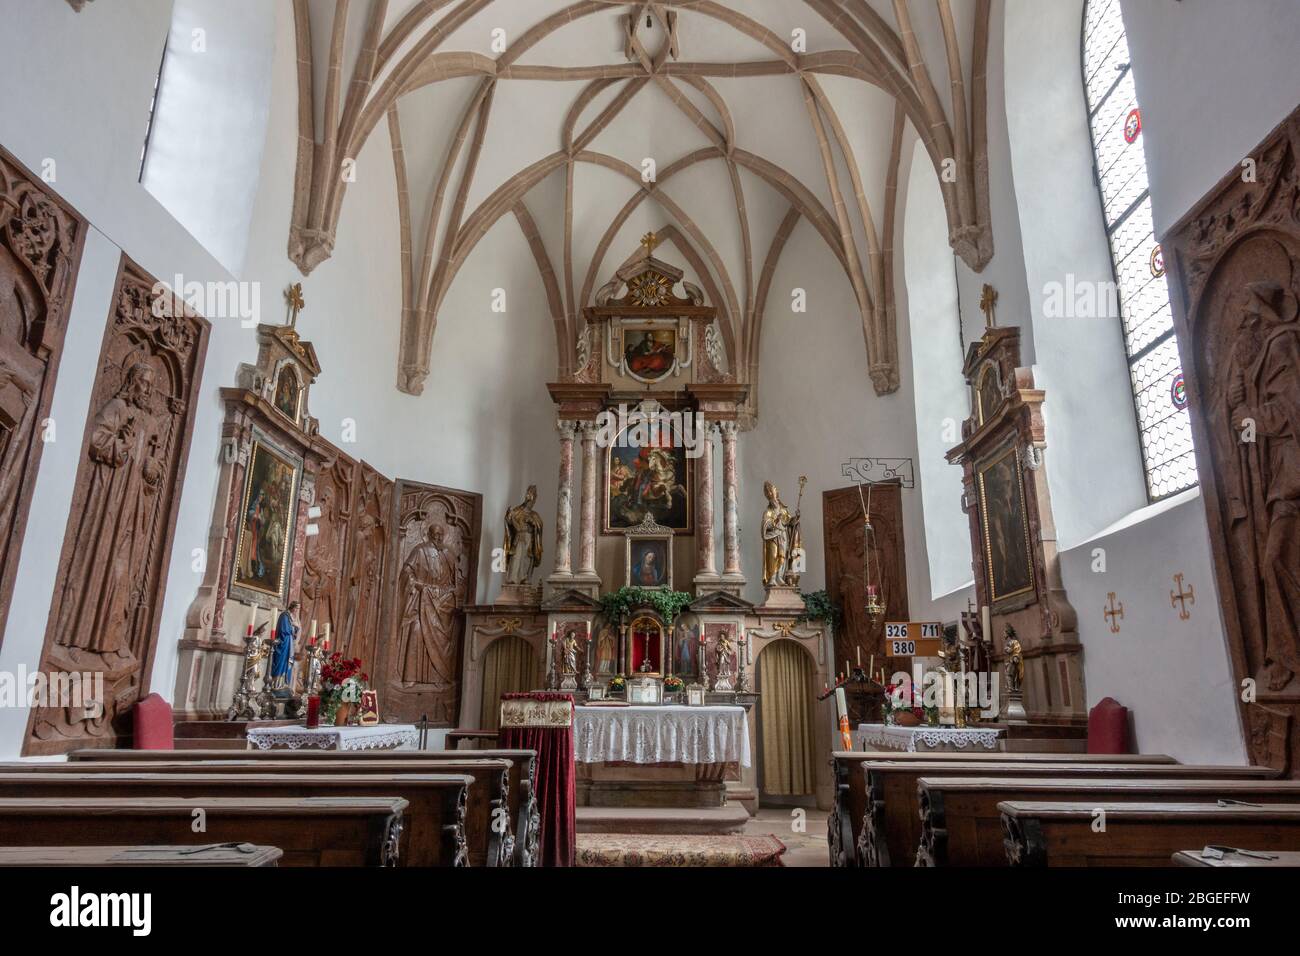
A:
[
  {"xmin": 640, "ymin": 231, "xmax": 660, "ymax": 256},
  {"xmin": 285, "ymin": 282, "xmax": 305, "ymax": 328},
  {"xmin": 979, "ymin": 283, "xmax": 998, "ymax": 329}
]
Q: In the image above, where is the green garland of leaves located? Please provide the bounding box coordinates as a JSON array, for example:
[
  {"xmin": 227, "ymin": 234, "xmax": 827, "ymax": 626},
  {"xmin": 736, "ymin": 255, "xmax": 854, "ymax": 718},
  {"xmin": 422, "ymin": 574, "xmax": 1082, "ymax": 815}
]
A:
[
  {"xmin": 799, "ymin": 589, "xmax": 842, "ymax": 632},
  {"xmin": 596, "ymin": 586, "xmax": 695, "ymax": 624}
]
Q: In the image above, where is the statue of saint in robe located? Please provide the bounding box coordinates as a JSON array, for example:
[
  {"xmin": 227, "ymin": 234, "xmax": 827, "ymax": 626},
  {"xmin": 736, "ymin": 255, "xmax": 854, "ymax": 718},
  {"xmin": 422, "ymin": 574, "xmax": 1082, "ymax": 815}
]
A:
[
  {"xmin": 55, "ymin": 361, "xmax": 163, "ymax": 658},
  {"xmin": 271, "ymin": 601, "xmax": 300, "ymax": 689},
  {"xmin": 761, "ymin": 481, "xmax": 799, "ymax": 587},
  {"xmin": 1226, "ymin": 281, "xmax": 1300, "ymax": 690},
  {"xmin": 397, "ymin": 522, "xmax": 461, "ymax": 686},
  {"xmin": 502, "ymin": 485, "xmax": 543, "ymax": 584}
]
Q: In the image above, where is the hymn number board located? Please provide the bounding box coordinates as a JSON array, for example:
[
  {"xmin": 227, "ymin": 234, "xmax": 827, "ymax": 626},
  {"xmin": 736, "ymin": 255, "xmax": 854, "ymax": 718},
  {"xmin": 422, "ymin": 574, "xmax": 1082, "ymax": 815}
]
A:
[{"xmin": 883, "ymin": 621, "xmax": 942, "ymax": 658}]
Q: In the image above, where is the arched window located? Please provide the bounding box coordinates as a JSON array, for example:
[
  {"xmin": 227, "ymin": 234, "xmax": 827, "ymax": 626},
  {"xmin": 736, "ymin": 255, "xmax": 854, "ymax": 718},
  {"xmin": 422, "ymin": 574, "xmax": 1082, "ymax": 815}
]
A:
[{"xmin": 1083, "ymin": 0, "xmax": 1197, "ymax": 500}]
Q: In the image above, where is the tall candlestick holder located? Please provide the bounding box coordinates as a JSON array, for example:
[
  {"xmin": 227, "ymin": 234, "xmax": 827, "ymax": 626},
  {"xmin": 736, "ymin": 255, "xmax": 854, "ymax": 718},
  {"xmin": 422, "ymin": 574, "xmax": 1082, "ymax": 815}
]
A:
[
  {"xmin": 298, "ymin": 641, "xmax": 325, "ymax": 716},
  {"xmin": 228, "ymin": 629, "xmax": 270, "ymax": 720}
]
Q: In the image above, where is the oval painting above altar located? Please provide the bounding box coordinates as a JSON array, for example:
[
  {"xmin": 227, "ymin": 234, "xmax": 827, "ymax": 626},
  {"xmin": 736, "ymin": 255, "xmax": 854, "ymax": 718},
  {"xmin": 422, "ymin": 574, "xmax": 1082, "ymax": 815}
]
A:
[{"xmin": 622, "ymin": 326, "xmax": 677, "ymax": 382}]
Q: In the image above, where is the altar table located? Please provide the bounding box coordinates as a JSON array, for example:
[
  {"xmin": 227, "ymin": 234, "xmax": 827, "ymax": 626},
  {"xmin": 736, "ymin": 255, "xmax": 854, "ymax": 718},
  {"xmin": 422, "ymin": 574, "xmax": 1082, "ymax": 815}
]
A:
[
  {"xmin": 575, "ymin": 705, "xmax": 751, "ymax": 767},
  {"xmin": 855, "ymin": 722, "xmax": 1003, "ymax": 753},
  {"xmin": 245, "ymin": 724, "xmax": 419, "ymax": 752}
]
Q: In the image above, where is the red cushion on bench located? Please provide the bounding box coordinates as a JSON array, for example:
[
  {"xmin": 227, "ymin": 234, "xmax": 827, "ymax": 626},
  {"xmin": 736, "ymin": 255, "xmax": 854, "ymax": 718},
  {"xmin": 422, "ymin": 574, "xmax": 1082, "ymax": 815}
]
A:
[
  {"xmin": 1087, "ymin": 696, "xmax": 1129, "ymax": 754},
  {"xmin": 132, "ymin": 693, "xmax": 174, "ymax": 750}
]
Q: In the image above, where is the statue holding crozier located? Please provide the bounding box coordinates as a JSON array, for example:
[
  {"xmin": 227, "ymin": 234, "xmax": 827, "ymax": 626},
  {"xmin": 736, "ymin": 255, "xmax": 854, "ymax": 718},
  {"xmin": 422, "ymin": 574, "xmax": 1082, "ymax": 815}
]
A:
[{"xmin": 502, "ymin": 485, "xmax": 544, "ymax": 584}]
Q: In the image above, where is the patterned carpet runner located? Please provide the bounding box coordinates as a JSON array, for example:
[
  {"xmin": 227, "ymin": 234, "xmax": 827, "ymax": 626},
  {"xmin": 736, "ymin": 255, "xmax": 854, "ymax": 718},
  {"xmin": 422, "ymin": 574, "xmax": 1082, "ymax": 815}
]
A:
[{"xmin": 575, "ymin": 833, "xmax": 786, "ymax": 867}]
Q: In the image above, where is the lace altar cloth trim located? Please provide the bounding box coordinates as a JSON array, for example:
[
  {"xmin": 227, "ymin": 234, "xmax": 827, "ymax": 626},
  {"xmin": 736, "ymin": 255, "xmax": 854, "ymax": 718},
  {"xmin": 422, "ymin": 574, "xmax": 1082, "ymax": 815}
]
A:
[
  {"xmin": 245, "ymin": 724, "xmax": 419, "ymax": 751},
  {"xmin": 574, "ymin": 705, "xmax": 751, "ymax": 766},
  {"xmin": 855, "ymin": 723, "xmax": 1003, "ymax": 753}
]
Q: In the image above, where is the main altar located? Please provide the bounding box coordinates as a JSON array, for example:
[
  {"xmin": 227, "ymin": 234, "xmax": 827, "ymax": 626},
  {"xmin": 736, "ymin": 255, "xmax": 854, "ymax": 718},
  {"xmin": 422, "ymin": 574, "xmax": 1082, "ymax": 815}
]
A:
[{"xmin": 460, "ymin": 236, "xmax": 838, "ymax": 811}]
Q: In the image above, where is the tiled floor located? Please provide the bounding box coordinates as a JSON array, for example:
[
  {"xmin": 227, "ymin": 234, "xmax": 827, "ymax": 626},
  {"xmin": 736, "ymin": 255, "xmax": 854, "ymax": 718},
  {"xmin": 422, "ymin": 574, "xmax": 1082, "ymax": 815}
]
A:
[{"xmin": 741, "ymin": 807, "xmax": 829, "ymax": 867}]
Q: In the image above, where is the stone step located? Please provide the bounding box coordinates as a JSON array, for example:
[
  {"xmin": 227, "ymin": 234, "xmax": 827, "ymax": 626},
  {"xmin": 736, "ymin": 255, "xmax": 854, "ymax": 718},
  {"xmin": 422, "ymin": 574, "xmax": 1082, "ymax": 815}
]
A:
[{"xmin": 576, "ymin": 804, "xmax": 750, "ymax": 835}]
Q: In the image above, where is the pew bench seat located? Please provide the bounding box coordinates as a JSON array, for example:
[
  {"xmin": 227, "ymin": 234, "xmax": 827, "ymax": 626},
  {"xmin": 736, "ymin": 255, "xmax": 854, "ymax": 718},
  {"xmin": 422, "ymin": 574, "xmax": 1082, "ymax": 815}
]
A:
[
  {"xmin": 999, "ymin": 801, "xmax": 1300, "ymax": 866},
  {"xmin": 0, "ymin": 796, "xmax": 412, "ymax": 867},
  {"xmin": 918, "ymin": 776, "xmax": 1300, "ymax": 866}
]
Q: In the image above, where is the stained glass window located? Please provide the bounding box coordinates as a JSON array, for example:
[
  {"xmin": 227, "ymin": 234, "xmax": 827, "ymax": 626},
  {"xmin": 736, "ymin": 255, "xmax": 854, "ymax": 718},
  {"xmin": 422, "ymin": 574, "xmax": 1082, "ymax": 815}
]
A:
[{"xmin": 1083, "ymin": 0, "xmax": 1197, "ymax": 500}]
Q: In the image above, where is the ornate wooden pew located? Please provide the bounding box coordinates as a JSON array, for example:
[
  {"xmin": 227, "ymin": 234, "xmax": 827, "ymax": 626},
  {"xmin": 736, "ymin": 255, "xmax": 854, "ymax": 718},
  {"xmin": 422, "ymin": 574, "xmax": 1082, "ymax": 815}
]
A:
[
  {"xmin": 857, "ymin": 760, "xmax": 1278, "ymax": 867},
  {"xmin": 918, "ymin": 777, "xmax": 1300, "ymax": 866},
  {"xmin": 999, "ymin": 801, "xmax": 1300, "ymax": 866},
  {"xmin": 828, "ymin": 750, "xmax": 1177, "ymax": 867},
  {"xmin": 0, "ymin": 796, "xmax": 413, "ymax": 866},
  {"xmin": 67, "ymin": 747, "xmax": 541, "ymax": 866},
  {"xmin": 8, "ymin": 759, "xmax": 512, "ymax": 867},
  {"xmin": 0, "ymin": 772, "xmax": 473, "ymax": 867},
  {"xmin": 0, "ymin": 845, "xmax": 284, "ymax": 866}
]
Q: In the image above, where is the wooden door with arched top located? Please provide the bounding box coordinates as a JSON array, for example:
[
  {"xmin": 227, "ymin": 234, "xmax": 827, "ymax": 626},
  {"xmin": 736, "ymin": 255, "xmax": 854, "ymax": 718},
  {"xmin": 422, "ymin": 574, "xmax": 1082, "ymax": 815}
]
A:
[{"xmin": 478, "ymin": 635, "xmax": 543, "ymax": 731}]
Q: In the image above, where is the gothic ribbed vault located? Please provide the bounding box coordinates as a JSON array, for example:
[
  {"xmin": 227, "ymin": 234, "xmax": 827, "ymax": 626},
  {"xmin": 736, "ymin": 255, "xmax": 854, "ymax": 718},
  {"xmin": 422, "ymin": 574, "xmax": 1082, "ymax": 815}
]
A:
[{"xmin": 287, "ymin": 0, "xmax": 995, "ymax": 402}]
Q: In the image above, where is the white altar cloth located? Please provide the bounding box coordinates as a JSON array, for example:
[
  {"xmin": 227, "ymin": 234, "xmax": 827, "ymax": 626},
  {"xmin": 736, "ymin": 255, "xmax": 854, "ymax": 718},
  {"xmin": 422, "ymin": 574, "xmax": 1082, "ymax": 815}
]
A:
[
  {"xmin": 575, "ymin": 705, "xmax": 750, "ymax": 767},
  {"xmin": 245, "ymin": 724, "xmax": 419, "ymax": 752},
  {"xmin": 855, "ymin": 722, "xmax": 1003, "ymax": 753}
]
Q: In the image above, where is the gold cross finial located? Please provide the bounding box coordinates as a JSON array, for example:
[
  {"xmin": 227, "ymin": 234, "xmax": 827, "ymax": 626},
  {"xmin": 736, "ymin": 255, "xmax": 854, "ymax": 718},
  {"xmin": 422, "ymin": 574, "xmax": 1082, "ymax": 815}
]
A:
[
  {"xmin": 285, "ymin": 283, "xmax": 305, "ymax": 328},
  {"xmin": 979, "ymin": 283, "xmax": 998, "ymax": 329},
  {"xmin": 640, "ymin": 231, "xmax": 660, "ymax": 256}
]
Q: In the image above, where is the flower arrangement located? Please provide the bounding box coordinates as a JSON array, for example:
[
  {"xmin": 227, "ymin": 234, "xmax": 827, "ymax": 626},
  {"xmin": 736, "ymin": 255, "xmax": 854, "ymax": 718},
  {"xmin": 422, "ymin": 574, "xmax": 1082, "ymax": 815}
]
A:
[
  {"xmin": 320, "ymin": 653, "xmax": 369, "ymax": 725},
  {"xmin": 881, "ymin": 682, "xmax": 924, "ymax": 726},
  {"xmin": 608, "ymin": 674, "xmax": 627, "ymax": 694},
  {"xmin": 663, "ymin": 675, "xmax": 685, "ymax": 693}
]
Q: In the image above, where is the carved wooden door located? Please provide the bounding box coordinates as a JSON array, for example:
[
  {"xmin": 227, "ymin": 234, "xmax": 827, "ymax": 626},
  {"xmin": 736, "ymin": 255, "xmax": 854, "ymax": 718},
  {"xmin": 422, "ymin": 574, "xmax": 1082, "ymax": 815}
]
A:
[{"xmin": 822, "ymin": 483, "xmax": 908, "ymax": 723}]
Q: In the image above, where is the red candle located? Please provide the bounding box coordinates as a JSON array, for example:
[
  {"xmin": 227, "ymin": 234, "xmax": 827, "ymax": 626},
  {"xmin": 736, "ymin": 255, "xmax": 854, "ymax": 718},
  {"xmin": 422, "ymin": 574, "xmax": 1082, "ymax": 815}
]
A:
[{"xmin": 305, "ymin": 695, "xmax": 321, "ymax": 728}]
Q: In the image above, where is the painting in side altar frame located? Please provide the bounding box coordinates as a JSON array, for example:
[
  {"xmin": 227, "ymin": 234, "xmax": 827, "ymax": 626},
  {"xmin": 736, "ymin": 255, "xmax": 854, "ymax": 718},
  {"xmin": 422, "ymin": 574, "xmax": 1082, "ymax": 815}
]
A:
[
  {"xmin": 232, "ymin": 436, "xmax": 301, "ymax": 600},
  {"xmin": 273, "ymin": 364, "xmax": 302, "ymax": 423},
  {"xmin": 604, "ymin": 423, "xmax": 693, "ymax": 533},
  {"xmin": 976, "ymin": 444, "xmax": 1034, "ymax": 604}
]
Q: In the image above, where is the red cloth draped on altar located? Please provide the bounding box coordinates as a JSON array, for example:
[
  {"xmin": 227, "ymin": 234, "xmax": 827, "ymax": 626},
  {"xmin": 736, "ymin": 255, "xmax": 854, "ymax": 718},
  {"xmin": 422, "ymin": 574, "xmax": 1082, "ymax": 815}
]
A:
[{"xmin": 498, "ymin": 692, "xmax": 575, "ymax": 867}]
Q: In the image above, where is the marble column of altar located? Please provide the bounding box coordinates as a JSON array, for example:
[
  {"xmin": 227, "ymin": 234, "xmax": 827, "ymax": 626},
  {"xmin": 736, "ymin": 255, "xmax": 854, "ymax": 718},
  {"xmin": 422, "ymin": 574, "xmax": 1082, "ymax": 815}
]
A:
[
  {"xmin": 694, "ymin": 422, "xmax": 720, "ymax": 592},
  {"xmin": 719, "ymin": 420, "xmax": 744, "ymax": 593},
  {"xmin": 574, "ymin": 421, "xmax": 601, "ymax": 596},
  {"xmin": 546, "ymin": 419, "xmax": 576, "ymax": 594}
]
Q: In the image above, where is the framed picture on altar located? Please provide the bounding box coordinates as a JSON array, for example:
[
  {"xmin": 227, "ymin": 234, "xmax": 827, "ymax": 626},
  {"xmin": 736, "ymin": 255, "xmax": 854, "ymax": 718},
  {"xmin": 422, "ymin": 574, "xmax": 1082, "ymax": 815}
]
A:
[
  {"xmin": 358, "ymin": 689, "xmax": 379, "ymax": 725},
  {"xmin": 231, "ymin": 432, "xmax": 302, "ymax": 602},
  {"xmin": 605, "ymin": 422, "xmax": 693, "ymax": 533},
  {"xmin": 976, "ymin": 444, "xmax": 1035, "ymax": 605},
  {"xmin": 588, "ymin": 685, "xmax": 606, "ymax": 701},
  {"xmin": 624, "ymin": 519, "xmax": 673, "ymax": 589},
  {"xmin": 686, "ymin": 686, "xmax": 705, "ymax": 707}
]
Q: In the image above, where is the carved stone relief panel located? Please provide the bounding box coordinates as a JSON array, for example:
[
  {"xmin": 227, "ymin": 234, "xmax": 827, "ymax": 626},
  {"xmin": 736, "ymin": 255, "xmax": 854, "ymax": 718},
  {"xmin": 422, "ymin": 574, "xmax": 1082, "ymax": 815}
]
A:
[
  {"xmin": 1165, "ymin": 106, "xmax": 1300, "ymax": 775},
  {"xmin": 27, "ymin": 255, "xmax": 209, "ymax": 754},
  {"xmin": 378, "ymin": 479, "xmax": 482, "ymax": 725},
  {"xmin": 0, "ymin": 146, "xmax": 86, "ymax": 645}
]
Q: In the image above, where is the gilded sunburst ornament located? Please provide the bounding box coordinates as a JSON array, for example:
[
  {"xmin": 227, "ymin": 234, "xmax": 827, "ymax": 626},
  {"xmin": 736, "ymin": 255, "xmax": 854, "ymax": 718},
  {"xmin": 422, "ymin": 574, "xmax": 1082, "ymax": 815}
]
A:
[{"xmin": 629, "ymin": 271, "xmax": 671, "ymax": 307}]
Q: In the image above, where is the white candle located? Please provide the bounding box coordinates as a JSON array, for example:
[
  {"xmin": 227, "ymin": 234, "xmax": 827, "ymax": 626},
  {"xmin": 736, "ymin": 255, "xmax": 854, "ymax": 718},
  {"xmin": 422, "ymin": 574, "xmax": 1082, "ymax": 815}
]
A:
[
  {"xmin": 981, "ymin": 605, "xmax": 991, "ymax": 644},
  {"xmin": 309, "ymin": 619, "xmax": 317, "ymax": 639},
  {"xmin": 834, "ymin": 687, "xmax": 848, "ymax": 721},
  {"xmin": 856, "ymin": 646, "xmax": 862, "ymax": 667}
]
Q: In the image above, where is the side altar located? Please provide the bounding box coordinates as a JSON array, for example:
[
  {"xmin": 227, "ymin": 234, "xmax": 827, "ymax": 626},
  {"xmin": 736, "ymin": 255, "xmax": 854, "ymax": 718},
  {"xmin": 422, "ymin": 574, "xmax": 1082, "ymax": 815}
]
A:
[{"xmin": 460, "ymin": 238, "xmax": 837, "ymax": 810}]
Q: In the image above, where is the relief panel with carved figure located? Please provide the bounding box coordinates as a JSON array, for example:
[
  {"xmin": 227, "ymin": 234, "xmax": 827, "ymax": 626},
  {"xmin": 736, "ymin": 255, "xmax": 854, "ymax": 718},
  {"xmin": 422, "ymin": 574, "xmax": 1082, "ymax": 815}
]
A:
[
  {"xmin": 27, "ymin": 255, "xmax": 209, "ymax": 754},
  {"xmin": 0, "ymin": 147, "xmax": 86, "ymax": 645}
]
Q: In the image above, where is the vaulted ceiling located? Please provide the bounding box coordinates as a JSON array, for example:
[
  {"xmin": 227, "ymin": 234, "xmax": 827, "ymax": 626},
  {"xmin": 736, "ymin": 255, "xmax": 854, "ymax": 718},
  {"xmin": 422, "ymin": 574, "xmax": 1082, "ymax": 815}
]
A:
[{"xmin": 287, "ymin": 0, "xmax": 994, "ymax": 400}]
